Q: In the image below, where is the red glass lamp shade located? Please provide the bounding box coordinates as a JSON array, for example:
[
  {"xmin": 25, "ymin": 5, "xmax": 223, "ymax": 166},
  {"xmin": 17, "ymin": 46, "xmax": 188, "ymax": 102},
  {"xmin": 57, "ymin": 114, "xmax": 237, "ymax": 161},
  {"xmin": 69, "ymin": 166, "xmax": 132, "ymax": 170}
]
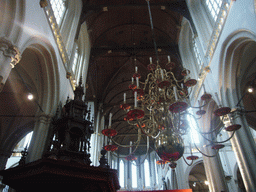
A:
[
  {"xmin": 166, "ymin": 62, "xmax": 175, "ymax": 70},
  {"xmin": 127, "ymin": 109, "xmax": 145, "ymax": 119},
  {"xmin": 134, "ymin": 88, "xmax": 144, "ymax": 100},
  {"xmin": 147, "ymin": 64, "xmax": 156, "ymax": 71},
  {"xmin": 124, "ymin": 116, "xmax": 134, "ymax": 121},
  {"xmin": 211, "ymin": 144, "xmax": 225, "ymax": 150},
  {"xmin": 179, "ymin": 89, "xmax": 188, "ymax": 96},
  {"xmin": 120, "ymin": 103, "xmax": 131, "ymax": 110},
  {"xmin": 133, "ymin": 73, "xmax": 141, "ymax": 79},
  {"xmin": 184, "ymin": 79, "xmax": 197, "ymax": 87},
  {"xmin": 225, "ymin": 124, "xmax": 241, "ymax": 131},
  {"xmin": 156, "ymin": 160, "xmax": 170, "ymax": 165},
  {"xmin": 186, "ymin": 155, "xmax": 199, "ymax": 160},
  {"xmin": 102, "ymin": 129, "xmax": 117, "ymax": 137},
  {"xmin": 201, "ymin": 93, "xmax": 212, "ymax": 100},
  {"xmin": 125, "ymin": 155, "xmax": 137, "ymax": 161},
  {"xmin": 169, "ymin": 102, "xmax": 188, "ymax": 113},
  {"xmin": 181, "ymin": 69, "xmax": 190, "ymax": 76},
  {"xmin": 214, "ymin": 107, "xmax": 231, "ymax": 116},
  {"xmin": 104, "ymin": 145, "xmax": 118, "ymax": 152},
  {"xmin": 158, "ymin": 81, "xmax": 171, "ymax": 88},
  {"xmin": 129, "ymin": 84, "xmax": 137, "ymax": 90}
]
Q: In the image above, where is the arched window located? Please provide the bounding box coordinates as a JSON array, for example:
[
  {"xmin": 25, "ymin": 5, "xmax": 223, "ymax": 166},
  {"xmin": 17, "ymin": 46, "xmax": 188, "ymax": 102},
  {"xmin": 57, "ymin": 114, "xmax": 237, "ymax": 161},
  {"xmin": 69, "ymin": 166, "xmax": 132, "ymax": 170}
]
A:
[
  {"xmin": 50, "ymin": 0, "xmax": 66, "ymax": 25},
  {"xmin": 154, "ymin": 159, "xmax": 159, "ymax": 185},
  {"xmin": 144, "ymin": 159, "xmax": 150, "ymax": 187},
  {"xmin": 192, "ymin": 38, "xmax": 203, "ymax": 67},
  {"xmin": 5, "ymin": 132, "xmax": 33, "ymax": 169},
  {"xmin": 187, "ymin": 108, "xmax": 200, "ymax": 144},
  {"xmin": 205, "ymin": 0, "xmax": 223, "ymax": 21},
  {"xmin": 72, "ymin": 46, "xmax": 79, "ymax": 73},
  {"xmin": 132, "ymin": 161, "xmax": 137, "ymax": 188},
  {"xmin": 119, "ymin": 160, "xmax": 125, "ymax": 188}
]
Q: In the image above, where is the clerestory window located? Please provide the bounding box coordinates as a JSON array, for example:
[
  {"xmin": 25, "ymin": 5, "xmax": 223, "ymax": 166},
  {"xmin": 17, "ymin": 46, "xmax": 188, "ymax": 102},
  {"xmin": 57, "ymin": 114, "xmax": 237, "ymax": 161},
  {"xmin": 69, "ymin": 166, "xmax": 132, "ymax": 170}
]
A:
[
  {"xmin": 50, "ymin": 0, "xmax": 66, "ymax": 25},
  {"xmin": 205, "ymin": 0, "xmax": 223, "ymax": 21},
  {"xmin": 132, "ymin": 161, "xmax": 137, "ymax": 188},
  {"xmin": 119, "ymin": 160, "xmax": 125, "ymax": 188},
  {"xmin": 192, "ymin": 38, "xmax": 203, "ymax": 67},
  {"xmin": 144, "ymin": 159, "xmax": 151, "ymax": 187}
]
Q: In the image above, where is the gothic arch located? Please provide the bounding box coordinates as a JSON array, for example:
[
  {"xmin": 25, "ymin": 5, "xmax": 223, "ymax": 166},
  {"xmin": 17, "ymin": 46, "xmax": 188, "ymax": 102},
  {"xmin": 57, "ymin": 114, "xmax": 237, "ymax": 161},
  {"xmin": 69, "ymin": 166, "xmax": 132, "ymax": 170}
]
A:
[
  {"xmin": 60, "ymin": 0, "xmax": 83, "ymax": 55},
  {"xmin": 179, "ymin": 19, "xmax": 200, "ymax": 79},
  {"xmin": 184, "ymin": 158, "xmax": 204, "ymax": 189},
  {"xmin": 218, "ymin": 29, "xmax": 256, "ymax": 191},
  {"xmin": 219, "ymin": 29, "xmax": 256, "ymax": 107},
  {"xmin": 0, "ymin": 0, "xmax": 25, "ymax": 43},
  {"xmin": 186, "ymin": 0, "xmax": 213, "ymax": 51},
  {"xmin": 20, "ymin": 37, "xmax": 60, "ymax": 114}
]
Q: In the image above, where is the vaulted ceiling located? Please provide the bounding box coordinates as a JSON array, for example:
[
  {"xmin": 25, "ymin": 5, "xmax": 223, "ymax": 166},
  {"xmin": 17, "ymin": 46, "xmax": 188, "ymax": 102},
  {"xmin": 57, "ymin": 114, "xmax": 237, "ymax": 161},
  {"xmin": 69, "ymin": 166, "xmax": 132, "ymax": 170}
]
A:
[{"xmin": 81, "ymin": 0, "xmax": 194, "ymax": 155}]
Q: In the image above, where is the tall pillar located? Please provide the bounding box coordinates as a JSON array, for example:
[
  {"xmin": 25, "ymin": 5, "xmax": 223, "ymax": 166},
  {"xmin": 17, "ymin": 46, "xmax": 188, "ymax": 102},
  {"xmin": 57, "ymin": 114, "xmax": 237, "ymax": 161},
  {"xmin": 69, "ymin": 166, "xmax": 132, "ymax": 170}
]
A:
[
  {"xmin": 201, "ymin": 136, "xmax": 229, "ymax": 192},
  {"xmin": 228, "ymin": 117, "xmax": 256, "ymax": 191},
  {"xmin": 0, "ymin": 37, "xmax": 21, "ymax": 92},
  {"xmin": 26, "ymin": 113, "xmax": 52, "ymax": 163}
]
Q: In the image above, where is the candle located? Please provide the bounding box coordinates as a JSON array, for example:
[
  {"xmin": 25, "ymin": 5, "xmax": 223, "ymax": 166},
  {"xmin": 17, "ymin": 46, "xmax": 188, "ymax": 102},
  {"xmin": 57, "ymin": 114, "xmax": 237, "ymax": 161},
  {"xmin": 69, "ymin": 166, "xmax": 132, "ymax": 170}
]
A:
[
  {"xmin": 136, "ymin": 77, "xmax": 139, "ymax": 88},
  {"xmin": 173, "ymin": 86, "xmax": 178, "ymax": 101},
  {"xmin": 124, "ymin": 93, "xmax": 126, "ymax": 103},
  {"xmin": 161, "ymin": 69, "xmax": 164, "ymax": 80},
  {"xmin": 167, "ymin": 55, "xmax": 171, "ymax": 63},
  {"xmin": 135, "ymin": 66, "xmax": 138, "ymax": 73},
  {"xmin": 109, "ymin": 113, "xmax": 112, "ymax": 127},
  {"xmin": 130, "ymin": 141, "xmax": 132, "ymax": 153},
  {"xmin": 134, "ymin": 91, "xmax": 137, "ymax": 108},
  {"xmin": 149, "ymin": 57, "xmax": 152, "ymax": 64}
]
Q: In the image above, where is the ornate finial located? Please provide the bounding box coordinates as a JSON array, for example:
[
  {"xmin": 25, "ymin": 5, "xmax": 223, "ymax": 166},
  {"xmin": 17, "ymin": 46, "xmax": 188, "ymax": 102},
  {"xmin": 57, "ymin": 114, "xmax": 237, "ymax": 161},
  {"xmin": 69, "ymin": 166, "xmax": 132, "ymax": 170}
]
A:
[
  {"xmin": 99, "ymin": 148, "xmax": 110, "ymax": 169},
  {"xmin": 79, "ymin": 76, "xmax": 83, "ymax": 86},
  {"xmin": 74, "ymin": 77, "xmax": 84, "ymax": 101}
]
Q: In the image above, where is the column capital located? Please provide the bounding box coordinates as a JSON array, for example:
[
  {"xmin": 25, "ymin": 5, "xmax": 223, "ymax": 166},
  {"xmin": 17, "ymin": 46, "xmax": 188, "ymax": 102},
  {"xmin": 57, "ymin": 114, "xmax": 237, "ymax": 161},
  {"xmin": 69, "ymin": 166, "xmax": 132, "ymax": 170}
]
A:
[
  {"xmin": 35, "ymin": 113, "xmax": 53, "ymax": 124},
  {"xmin": 0, "ymin": 37, "xmax": 21, "ymax": 68}
]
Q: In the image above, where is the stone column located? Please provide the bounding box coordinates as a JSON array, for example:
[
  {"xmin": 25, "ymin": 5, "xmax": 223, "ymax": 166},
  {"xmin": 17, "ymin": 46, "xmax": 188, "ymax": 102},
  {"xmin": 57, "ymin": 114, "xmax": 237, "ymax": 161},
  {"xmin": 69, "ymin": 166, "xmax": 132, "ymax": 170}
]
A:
[
  {"xmin": 26, "ymin": 113, "xmax": 52, "ymax": 163},
  {"xmin": 227, "ymin": 117, "xmax": 256, "ymax": 191},
  {"xmin": 0, "ymin": 37, "xmax": 21, "ymax": 92},
  {"xmin": 201, "ymin": 136, "xmax": 229, "ymax": 192}
]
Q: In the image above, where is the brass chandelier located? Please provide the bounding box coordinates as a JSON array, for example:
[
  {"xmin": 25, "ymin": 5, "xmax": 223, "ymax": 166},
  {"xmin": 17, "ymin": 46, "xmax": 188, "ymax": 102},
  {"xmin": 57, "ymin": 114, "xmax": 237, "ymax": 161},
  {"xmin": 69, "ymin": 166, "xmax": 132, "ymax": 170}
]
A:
[{"xmin": 101, "ymin": 0, "xmax": 241, "ymax": 168}]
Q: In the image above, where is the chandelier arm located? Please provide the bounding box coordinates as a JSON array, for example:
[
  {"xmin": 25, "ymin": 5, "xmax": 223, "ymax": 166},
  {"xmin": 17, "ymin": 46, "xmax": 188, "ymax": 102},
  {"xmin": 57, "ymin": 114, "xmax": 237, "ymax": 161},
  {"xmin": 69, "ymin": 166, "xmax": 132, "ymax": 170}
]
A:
[
  {"xmin": 182, "ymin": 155, "xmax": 193, "ymax": 166},
  {"xmin": 130, "ymin": 136, "xmax": 150, "ymax": 166},
  {"xmin": 190, "ymin": 102, "xmax": 208, "ymax": 109},
  {"xmin": 193, "ymin": 142, "xmax": 218, "ymax": 158},
  {"xmin": 213, "ymin": 131, "xmax": 236, "ymax": 144},
  {"xmin": 187, "ymin": 113, "xmax": 224, "ymax": 135},
  {"xmin": 137, "ymin": 118, "xmax": 160, "ymax": 138},
  {"xmin": 110, "ymin": 128, "xmax": 142, "ymax": 148}
]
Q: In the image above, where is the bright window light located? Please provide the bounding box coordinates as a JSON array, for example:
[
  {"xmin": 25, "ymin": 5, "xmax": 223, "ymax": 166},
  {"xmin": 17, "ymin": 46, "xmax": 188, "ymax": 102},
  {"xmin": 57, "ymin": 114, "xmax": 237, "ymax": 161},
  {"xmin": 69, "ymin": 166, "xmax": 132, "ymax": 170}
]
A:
[
  {"xmin": 154, "ymin": 159, "xmax": 159, "ymax": 184},
  {"xmin": 72, "ymin": 48, "xmax": 79, "ymax": 72},
  {"xmin": 24, "ymin": 132, "xmax": 33, "ymax": 147},
  {"xmin": 119, "ymin": 160, "xmax": 125, "ymax": 188},
  {"xmin": 192, "ymin": 38, "xmax": 203, "ymax": 66},
  {"xmin": 144, "ymin": 159, "xmax": 150, "ymax": 187},
  {"xmin": 205, "ymin": 0, "xmax": 223, "ymax": 21},
  {"xmin": 50, "ymin": 0, "xmax": 66, "ymax": 25},
  {"xmin": 132, "ymin": 161, "xmax": 137, "ymax": 188},
  {"xmin": 187, "ymin": 108, "xmax": 200, "ymax": 144}
]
